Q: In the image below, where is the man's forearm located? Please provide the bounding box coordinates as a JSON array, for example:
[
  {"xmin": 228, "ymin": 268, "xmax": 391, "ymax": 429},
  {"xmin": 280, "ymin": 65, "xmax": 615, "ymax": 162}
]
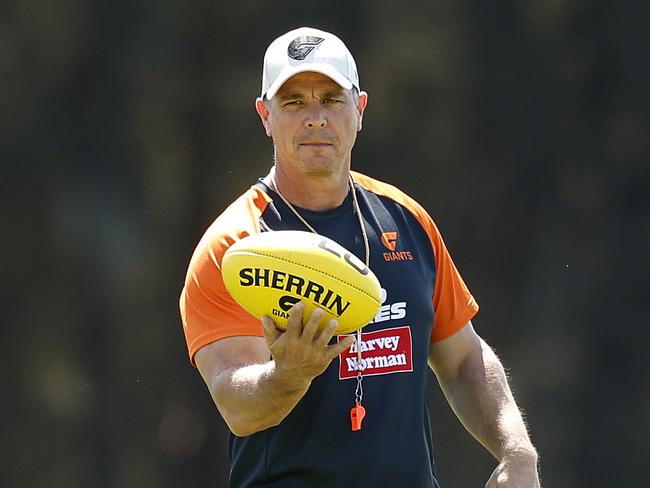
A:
[
  {"xmin": 210, "ymin": 360, "xmax": 311, "ymax": 437},
  {"xmin": 436, "ymin": 339, "xmax": 537, "ymax": 461},
  {"xmin": 198, "ymin": 307, "xmax": 355, "ymax": 438}
]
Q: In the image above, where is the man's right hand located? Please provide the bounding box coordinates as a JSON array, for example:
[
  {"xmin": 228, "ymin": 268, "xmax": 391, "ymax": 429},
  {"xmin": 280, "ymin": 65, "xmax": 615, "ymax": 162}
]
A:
[
  {"xmin": 262, "ymin": 302, "xmax": 356, "ymax": 386},
  {"xmin": 195, "ymin": 302, "xmax": 355, "ymax": 436}
]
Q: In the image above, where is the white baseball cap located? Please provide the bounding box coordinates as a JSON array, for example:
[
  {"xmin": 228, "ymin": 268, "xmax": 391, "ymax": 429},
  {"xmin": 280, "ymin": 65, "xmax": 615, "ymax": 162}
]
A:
[{"xmin": 261, "ymin": 27, "xmax": 360, "ymax": 100}]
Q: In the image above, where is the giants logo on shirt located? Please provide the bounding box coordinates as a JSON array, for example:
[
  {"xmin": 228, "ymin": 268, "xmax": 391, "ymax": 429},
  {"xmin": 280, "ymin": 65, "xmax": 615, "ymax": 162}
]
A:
[
  {"xmin": 337, "ymin": 326, "xmax": 413, "ymax": 379},
  {"xmin": 380, "ymin": 231, "xmax": 414, "ymax": 262}
]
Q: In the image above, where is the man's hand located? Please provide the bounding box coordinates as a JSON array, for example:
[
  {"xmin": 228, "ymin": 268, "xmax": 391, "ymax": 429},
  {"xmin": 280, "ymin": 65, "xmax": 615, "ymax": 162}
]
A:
[
  {"xmin": 262, "ymin": 302, "xmax": 355, "ymax": 386},
  {"xmin": 485, "ymin": 452, "xmax": 540, "ymax": 488},
  {"xmin": 195, "ymin": 302, "xmax": 355, "ymax": 436}
]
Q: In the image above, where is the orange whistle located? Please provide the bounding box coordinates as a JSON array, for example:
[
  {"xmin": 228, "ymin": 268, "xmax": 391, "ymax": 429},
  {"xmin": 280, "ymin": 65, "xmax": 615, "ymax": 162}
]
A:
[{"xmin": 350, "ymin": 402, "xmax": 366, "ymax": 431}]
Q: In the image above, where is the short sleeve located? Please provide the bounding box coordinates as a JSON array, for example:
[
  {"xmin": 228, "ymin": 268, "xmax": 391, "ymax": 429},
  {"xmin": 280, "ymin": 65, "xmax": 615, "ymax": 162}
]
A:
[
  {"xmin": 426, "ymin": 221, "xmax": 479, "ymax": 342},
  {"xmin": 179, "ymin": 188, "xmax": 271, "ymax": 364}
]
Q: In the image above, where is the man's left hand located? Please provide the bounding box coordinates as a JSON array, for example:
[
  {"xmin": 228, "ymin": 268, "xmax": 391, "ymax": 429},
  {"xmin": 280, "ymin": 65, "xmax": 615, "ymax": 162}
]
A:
[{"xmin": 485, "ymin": 452, "xmax": 540, "ymax": 488}]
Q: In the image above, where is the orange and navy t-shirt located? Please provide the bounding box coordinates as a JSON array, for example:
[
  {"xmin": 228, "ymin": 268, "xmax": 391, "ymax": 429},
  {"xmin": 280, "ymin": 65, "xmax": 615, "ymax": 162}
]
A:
[{"xmin": 179, "ymin": 171, "xmax": 478, "ymax": 488}]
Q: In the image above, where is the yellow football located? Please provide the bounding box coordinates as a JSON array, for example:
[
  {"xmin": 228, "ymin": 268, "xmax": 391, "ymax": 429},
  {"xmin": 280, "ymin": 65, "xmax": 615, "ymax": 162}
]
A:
[{"xmin": 221, "ymin": 230, "xmax": 381, "ymax": 335}]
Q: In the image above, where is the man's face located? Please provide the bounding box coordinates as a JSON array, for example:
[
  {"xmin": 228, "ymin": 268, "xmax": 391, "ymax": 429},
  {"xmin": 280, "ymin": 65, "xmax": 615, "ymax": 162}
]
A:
[{"xmin": 256, "ymin": 72, "xmax": 367, "ymax": 178}]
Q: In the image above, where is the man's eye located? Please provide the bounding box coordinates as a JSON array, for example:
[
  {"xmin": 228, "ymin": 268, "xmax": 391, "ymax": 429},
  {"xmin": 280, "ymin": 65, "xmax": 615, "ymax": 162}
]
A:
[
  {"xmin": 323, "ymin": 98, "xmax": 338, "ymax": 104},
  {"xmin": 284, "ymin": 100, "xmax": 302, "ymax": 107}
]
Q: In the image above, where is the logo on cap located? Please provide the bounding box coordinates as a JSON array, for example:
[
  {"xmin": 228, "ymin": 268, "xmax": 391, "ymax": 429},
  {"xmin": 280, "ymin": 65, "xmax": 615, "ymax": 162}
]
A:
[{"xmin": 288, "ymin": 36, "xmax": 324, "ymax": 60}]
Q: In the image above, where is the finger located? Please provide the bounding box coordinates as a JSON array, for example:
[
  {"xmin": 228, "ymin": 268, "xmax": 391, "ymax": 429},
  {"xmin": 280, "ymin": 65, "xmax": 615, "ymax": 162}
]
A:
[
  {"xmin": 314, "ymin": 319, "xmax": 339, "ymax": 346},
  {"xmin": 302, "ymin": 307, "xmax": 324, "ymax": 342},
  {"xmin": 327, "ymin": 334, "xmax": 356, "ymax": 360},
  {"xmin": 285, "ymin": 301, "xmax": 305, "ymax": 338},
  {"xmin": 261, "ymin": 315, "xmax": 282, "ymax": 345}
]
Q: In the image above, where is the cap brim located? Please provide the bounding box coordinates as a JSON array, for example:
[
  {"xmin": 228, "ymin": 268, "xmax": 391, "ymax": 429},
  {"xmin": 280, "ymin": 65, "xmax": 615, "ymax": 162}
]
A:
[{"xmin": 264, "ymin": 63, "xmax": 354, "ymax": 99}]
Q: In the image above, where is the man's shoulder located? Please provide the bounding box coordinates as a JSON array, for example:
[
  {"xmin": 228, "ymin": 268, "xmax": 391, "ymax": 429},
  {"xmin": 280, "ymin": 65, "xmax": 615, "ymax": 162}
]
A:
[
  {"xmin": 351, "ymin": 170, "xmax": 431, "ymax": 221},
  {"xmin": 191, "ymin": 184, "xmax": 271, "ymax": 260},
  {"xmin": 209, "ymin": 183, "xmax": 271, "ymax": 231}
]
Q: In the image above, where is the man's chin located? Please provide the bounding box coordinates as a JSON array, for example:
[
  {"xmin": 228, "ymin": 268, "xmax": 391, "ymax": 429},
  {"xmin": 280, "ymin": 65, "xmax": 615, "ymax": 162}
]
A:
[{"xmin": 299, "ymin": 158, "xmax": 342, "ymax": 177}]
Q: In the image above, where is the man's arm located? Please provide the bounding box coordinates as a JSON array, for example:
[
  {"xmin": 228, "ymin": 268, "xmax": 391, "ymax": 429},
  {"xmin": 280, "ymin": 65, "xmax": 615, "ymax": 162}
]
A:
[
  {"xmin": 428, "ymin": 321, "xmax": 540, "ymax": 487},
  {"xmin": 195, "ymin": 303, "xmax": 354, "ymax": 437}
]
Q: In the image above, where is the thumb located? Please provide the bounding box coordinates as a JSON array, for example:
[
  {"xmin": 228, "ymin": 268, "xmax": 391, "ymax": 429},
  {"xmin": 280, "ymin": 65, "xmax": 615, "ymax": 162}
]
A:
[{"xmin": 262, "ymin": 315, "xmax": 282, "ymax": 346}]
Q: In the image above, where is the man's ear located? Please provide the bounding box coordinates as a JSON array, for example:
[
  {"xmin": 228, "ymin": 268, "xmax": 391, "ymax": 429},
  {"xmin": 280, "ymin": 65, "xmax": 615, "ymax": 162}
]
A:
[
  {"xmin": 255, "ymin": 97, "xmax": 272, "ymax": 137},
  {"xmin": 356, "ymin": 91, "xmax": 368, "ymax": 132}
]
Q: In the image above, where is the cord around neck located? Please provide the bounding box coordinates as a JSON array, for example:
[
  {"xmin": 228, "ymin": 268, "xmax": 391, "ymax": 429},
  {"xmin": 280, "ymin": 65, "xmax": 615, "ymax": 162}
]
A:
[{"xmin": 268, "ymin": 168, "xmax": 370, "ymax": 268}]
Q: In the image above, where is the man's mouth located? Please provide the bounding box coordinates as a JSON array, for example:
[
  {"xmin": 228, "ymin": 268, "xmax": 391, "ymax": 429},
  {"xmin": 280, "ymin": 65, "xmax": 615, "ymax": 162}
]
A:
[{"xmin": 299, "ymin": 141, "xmax": 333, "ymax": 147}]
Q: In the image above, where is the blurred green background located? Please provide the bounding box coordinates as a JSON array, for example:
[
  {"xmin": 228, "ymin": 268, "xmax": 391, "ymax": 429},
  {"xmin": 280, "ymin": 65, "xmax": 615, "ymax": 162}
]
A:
[{"xmin": 2, "ymin": 0, "xmax": 648, "ymax": 486}]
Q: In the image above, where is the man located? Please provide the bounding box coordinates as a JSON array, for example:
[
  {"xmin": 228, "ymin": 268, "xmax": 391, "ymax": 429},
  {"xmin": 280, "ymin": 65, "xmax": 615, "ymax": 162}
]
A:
[{"xmin": 180, "ymin": 27, "xmax": 540, "ymax": 487}]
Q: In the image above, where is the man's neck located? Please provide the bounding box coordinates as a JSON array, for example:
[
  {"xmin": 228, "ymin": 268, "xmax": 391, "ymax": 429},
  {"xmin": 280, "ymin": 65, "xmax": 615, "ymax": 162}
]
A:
[{"xmin": 267, "ymin": 166, "xmax": 350, "ymax": 211}]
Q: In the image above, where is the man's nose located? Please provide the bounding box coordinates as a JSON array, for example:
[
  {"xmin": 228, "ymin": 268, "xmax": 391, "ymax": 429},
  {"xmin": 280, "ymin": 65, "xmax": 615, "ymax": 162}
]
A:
[{"xmin": 304, "ymin": 105, "xmax": 327, "ymax": 128}]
